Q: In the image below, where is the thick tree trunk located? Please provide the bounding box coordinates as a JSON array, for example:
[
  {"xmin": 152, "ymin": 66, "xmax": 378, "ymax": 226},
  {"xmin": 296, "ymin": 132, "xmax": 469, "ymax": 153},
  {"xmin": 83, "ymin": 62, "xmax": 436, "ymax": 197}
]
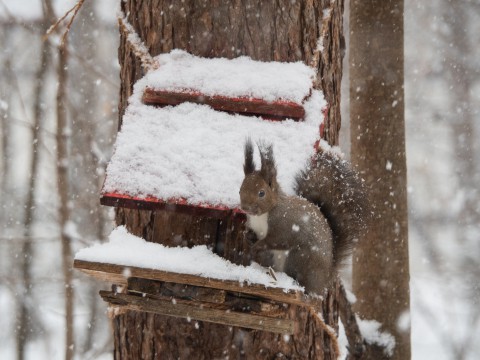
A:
[
  {"xmin": 350, "ymin": 0, "xmax": 410, "ymax": 359},
  {"xmin": 114, "ymin": 1, "xmax": 344, "ymax": 358}
]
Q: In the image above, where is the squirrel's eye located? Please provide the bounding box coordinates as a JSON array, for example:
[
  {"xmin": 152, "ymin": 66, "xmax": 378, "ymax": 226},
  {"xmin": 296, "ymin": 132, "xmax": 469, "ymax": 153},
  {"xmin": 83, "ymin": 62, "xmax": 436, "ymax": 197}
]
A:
[{"xmin": 258, "ymin": 190, "xmax": 265, "ymax": 198}]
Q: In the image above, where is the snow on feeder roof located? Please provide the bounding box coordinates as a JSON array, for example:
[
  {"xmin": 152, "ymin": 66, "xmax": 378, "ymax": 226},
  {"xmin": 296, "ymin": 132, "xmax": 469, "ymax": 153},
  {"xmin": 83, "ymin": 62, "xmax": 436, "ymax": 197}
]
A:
[{"xmin": 101, "ymin": 50, "xmax": 327, "ymax": 216}]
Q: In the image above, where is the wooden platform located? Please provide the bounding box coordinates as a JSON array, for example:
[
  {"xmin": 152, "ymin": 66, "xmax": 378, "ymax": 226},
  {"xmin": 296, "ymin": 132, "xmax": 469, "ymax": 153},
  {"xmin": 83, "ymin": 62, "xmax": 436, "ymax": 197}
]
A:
[{"xmin": 74, "ymin": 259, "xmax": 318, "ymax": 334}]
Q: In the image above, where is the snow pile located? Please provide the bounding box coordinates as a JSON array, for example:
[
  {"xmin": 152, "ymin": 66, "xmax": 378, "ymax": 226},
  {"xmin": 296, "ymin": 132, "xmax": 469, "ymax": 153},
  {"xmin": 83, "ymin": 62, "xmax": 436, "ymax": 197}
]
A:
[
  {"xmin": 143, "ymin": 49, "xmax": 316, "ymax": 103},
  {"xmin": 356, "ymin": 316, "xmax": 396, "ymax": 356},
  {"xmin": 337, "ymin": 319, "xmax": 348, "ymax": 360},
  {"xmin": 103, "ymin": 50, "xmax": 326, "ymax": 208},
  {"xmin": 75, "ymin": 226, "xmax": 304, "ymax": 292}
]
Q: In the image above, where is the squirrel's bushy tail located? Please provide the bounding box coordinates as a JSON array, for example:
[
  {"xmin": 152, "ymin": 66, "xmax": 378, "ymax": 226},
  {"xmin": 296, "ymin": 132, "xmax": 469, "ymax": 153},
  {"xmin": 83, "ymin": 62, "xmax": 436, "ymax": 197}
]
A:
[{"xmin": 295, "ymin": 150, "xmax": 371, "ymax": 268}]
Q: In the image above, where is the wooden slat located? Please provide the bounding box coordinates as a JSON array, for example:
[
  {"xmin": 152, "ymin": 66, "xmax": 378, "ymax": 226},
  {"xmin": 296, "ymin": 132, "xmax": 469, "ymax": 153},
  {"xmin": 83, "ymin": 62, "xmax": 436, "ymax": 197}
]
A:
[
  {"xmin": 128, "ymin": 277, "xmax": 227, "ymax": 304},
  {"xmin": 74, "ymin": 259, "xmax": 315, "ymax": 306},
  {"xmin": 100, "ymin": 290, "xmax": 296, "ymax": 334},
  {"xmin": 142, "ymin": 88, "xmax": 306, "ymax": 121},
  {"xmin": 100, "ymin": 192, "xmax": 247, "ymax": 220},
  {"xmin": 128, "ymin": 278, "xmax": 285, "ymax": 315}
]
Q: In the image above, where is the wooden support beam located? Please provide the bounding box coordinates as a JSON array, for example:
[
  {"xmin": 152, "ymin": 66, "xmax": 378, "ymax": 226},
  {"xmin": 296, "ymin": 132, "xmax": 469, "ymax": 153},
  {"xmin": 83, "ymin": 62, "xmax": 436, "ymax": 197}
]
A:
[
  {"xmin": 142, "ymin": 88, "xmax": 306, "ymax": 121},
  {"xmin": 100, "ymin": 290, "xmax": 296, "ymax": 334},
  {"xmin": 74, "ymin": 259, "xmax": 317, "ymax": 307}
]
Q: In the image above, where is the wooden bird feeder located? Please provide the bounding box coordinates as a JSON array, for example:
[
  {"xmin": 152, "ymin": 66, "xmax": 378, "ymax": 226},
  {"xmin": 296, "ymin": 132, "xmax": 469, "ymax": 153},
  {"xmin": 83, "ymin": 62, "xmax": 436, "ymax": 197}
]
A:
[{"xmin": 76, "ymin": 50, "xmax": 329, "ymax": 333}]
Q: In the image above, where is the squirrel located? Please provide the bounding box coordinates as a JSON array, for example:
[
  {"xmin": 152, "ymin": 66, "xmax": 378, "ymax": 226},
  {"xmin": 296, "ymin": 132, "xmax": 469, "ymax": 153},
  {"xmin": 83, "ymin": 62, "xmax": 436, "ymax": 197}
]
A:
[{"xmin": 239, "ymin": 139, "xmax": 369, "ymax": 296}]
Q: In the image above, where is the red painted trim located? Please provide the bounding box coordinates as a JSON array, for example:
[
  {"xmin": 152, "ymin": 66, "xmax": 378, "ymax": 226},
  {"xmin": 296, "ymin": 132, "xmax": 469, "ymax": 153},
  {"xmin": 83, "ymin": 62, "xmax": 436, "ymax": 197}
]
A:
[
  {"xmin": 101, "ymin": 191, "xmax": 246, "ymax": 220},
  {"xmin": 142, "ymin": 88, "xmax": 306, "ymax": 121}
]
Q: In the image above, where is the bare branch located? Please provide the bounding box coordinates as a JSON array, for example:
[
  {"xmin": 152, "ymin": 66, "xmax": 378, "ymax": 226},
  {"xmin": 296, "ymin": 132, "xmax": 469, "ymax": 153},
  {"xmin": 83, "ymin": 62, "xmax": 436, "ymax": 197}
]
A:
[{"xmin": 44, "ymin": 0, "xmax": 86, "ymax": 48}]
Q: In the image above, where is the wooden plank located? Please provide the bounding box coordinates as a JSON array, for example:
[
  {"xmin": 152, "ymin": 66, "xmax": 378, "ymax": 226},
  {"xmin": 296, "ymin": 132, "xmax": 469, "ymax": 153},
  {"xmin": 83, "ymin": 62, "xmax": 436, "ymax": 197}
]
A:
[
  {"xmin": 128, "ymin": 278, "xmax": 285, "ymax": 315},
  {"xmin": 142, "ymin": 88, "xmax": 306, "ymax": 121},
  {"xmin": 128, "ymin": 277, "xmax": 227, "ymax": 304},
  {"xmin": 100, "ymin": 192, "xmax": 247, "ymax": 220},
  {"xmin": 100, "ymin": 290, "xmax": 295, "ymax": 334},
  {"xmin": 74, "ymin": 259, "xmax": 315, "ymax": 306}
]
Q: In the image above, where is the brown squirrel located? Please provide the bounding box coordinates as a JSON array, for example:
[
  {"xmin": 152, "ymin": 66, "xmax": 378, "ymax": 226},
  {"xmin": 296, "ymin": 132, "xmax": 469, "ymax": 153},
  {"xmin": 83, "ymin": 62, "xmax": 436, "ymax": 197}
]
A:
[{"xmin": 240, "ymin": 139, "xmax": 369, "ymax": 295}]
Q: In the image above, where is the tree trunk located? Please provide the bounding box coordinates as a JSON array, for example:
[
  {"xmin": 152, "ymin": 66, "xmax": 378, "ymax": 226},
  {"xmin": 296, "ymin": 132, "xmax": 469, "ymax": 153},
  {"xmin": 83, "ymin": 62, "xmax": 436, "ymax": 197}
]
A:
[
  {"xmin": 56, "ymin": 40, "xmax": 74, "ymax": 360},
  {"xmin": 16, "ymin": 18, "xmax": 52, "ymax": 360},
  {"xmin": 114, "ymin": 1, "xmax": 345, "ymax": 358},
  {"xmin": 350, "ymin": 0, "xmax": 411, "ymax": 359},
  {"xmin": 16, "ymin": 2, "xmax": 55, "ymax": 358}
]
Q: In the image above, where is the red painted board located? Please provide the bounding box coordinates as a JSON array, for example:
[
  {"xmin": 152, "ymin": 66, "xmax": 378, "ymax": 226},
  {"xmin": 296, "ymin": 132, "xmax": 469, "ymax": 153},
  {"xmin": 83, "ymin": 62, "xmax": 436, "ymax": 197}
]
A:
[
  {"xmin": 101, "ymin": 192, "xmax": 246, "ymax": 220},
  {"xmin": 142, "ymin": 88, "xmax": 305, "ymax": 121}
]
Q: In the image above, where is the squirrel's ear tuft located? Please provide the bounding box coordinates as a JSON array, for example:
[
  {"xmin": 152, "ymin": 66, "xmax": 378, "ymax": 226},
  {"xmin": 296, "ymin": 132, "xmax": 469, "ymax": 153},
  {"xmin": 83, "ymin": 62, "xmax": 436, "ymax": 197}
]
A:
[
  {"xmin": 244, "ymin": 138, "xmax": 255, "ymax": 175},
  {"xmin": 259, "ymin": 142, "xmax": 277, "ymax": 186}
]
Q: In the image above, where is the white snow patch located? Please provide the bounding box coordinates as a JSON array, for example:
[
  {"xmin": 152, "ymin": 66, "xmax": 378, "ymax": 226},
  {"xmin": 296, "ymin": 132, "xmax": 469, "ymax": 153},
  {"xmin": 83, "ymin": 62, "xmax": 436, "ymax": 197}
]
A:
[
  {"xmin": 117, "ymin": 8, "xmax": 152, "ymax": 66},
  {"xmin": 386, "ymin": 160, "xmax": 393, "ymax": 171},
  {"xmin": 316, "ymin": 36, "xmax": 324, "ymax": 53},
  {"xmin": 323, "ymin": 8, "xmax": 332, "ymax": 19},
  {"xmin": 345, "ymin": 288, "xmax": 357, "ymax": 304},
  {"xmin": 397, "ymin": 310, "xmax": 411, "ymax": 333},
  {"xmin": 356, "ymin": 316, "xmax": 396, "ymax": 356},
  {"xmin": 63, "ymin": 220, "xmax": 80, "ymax": 240},
  {"xmin": 0, "ymin": 99, "xmax": 8, "ymax": 111},
  {"xmin": 337, "ymin": 318, "xmax": 348, "ymax": 360},
  {"xmin": 75, "ymin": 226, "xmax": 304, "ymax": 292}
]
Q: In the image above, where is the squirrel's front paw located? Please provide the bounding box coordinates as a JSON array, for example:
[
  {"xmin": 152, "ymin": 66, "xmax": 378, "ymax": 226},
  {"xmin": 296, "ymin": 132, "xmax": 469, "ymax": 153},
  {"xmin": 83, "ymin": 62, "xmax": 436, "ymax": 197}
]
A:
[{"xmin": 267, "ymin": 266, "xmax": 278, "ymax": 284}]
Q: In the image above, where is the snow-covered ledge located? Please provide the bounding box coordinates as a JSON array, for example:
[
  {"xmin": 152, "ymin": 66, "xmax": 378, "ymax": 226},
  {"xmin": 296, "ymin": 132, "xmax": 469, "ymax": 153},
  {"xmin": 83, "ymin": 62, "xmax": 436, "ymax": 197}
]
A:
[{"xmin": 75, "ymin": 226, "xmax": 304, "ymax": 293}]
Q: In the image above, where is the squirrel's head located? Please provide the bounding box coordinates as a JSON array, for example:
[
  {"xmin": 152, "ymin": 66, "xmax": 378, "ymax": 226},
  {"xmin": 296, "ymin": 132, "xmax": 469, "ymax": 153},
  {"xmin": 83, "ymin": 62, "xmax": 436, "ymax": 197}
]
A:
[{"xmin": 239, "ymin": 139, "xmax": 280, "ymax": 215}]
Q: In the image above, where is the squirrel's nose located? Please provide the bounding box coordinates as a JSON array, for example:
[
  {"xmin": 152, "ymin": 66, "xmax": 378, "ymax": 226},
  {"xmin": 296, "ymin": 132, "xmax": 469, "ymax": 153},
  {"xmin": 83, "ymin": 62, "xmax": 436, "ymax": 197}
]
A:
[
  {"xmin": 241, "ymin": 204, "xmax": 258, "ymax": 214},
  {"xmin": 240, "ymin": 202, "xmax": 249, "ymax": 211}
]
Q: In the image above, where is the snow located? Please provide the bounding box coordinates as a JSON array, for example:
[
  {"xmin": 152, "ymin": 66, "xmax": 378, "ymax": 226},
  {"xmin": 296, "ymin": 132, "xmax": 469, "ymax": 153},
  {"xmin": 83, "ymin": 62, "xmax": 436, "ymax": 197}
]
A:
[
  {"xmin": 103, "ymin": 51, "xmax": 326, "ymax": 208},
  {"xmin": 142, "ymin": 49, "xmax": 316, "ymax": 103},
  {"xmin": 62, "ymin": 220, "xmax": 80, "ymax": 240},
  {"xmin": 356, "ymin": 316, "xmax": 396, "ymax": 356},
  {"xmin": 397, "ymin": 310, "xmax": 411, "ymax": 333},
  {"xmin": 345, "ymin": 288, "xmax": 357, "ymax": 304},
  {"xmin": 386, "ymin": 160, "xmax": 393, "ymax": 171},
  {"xmin": 75, "ymin": 226, "xmax": 304, "ymax": 292},
  {"xmin": 337, "ymin": 318, "xmax": 348, "ymax": 360}
]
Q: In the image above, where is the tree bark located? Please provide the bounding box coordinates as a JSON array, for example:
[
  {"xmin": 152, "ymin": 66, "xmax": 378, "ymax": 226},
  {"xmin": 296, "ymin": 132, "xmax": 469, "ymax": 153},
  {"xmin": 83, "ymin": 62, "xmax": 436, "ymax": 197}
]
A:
[
  {"xmin": 114, "ymin": 1, "xmax": 345, "ymax": 358},
  {"xmin": 350, "ymin": 0, "xmax": 410, "ymax": 359}
]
